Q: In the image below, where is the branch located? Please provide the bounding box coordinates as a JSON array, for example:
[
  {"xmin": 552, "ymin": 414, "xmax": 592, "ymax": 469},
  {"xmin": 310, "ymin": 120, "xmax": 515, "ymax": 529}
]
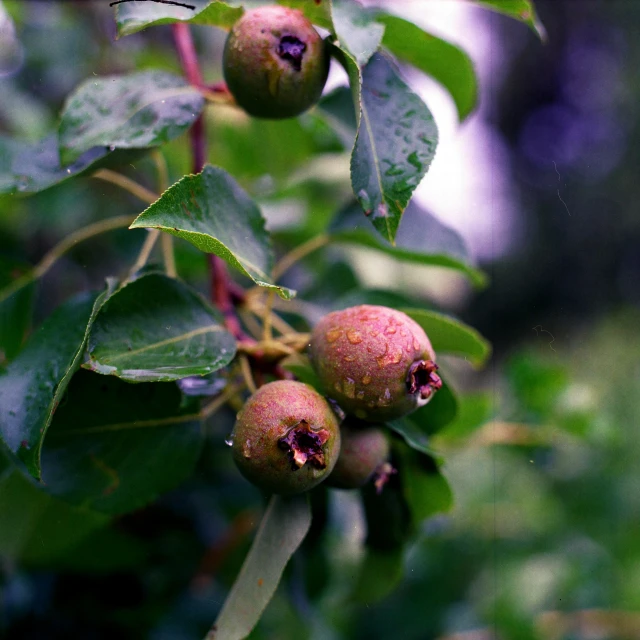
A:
[{"xmin": 0, "ymin": 215, "xmax": 134, "ymax": 305}]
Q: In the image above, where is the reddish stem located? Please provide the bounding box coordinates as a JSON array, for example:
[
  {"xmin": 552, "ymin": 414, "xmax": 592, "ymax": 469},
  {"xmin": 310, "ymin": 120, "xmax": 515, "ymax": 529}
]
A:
[{"xmin": 172, "ymin": 23, "xmax": 243, "ymax": 339}]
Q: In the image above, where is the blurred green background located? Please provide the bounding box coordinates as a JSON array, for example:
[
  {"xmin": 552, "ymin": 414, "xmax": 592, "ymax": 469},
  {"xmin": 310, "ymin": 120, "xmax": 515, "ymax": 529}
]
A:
[{"xmin": 1, "ymin": 1, "xmax": 639, "ymax": 638}]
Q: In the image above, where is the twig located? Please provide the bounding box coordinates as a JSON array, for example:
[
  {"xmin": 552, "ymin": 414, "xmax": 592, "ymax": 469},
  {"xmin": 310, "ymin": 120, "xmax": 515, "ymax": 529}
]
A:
[
  {"xmin": 272, "ymin": 234, "xmax": 330, "ymax": 281},
  {"xmin": 161, "ymin": 234, "xmax": 177, "ymax": 277},
  {"xmin": 0, "ymin": 215, "xmax": 133, "ymax": 305},
  {"xmin": 92, "ymin": 169, "xmax": 158, "ymax": 204},
  {"xmin": 239, "ymin": 354, "xmax": 257, "ymax": 393},
  {"xmin": 127, "ymin": 230, "xmax": 160, "ymax": 279},
  {"xmin": 262, "ymin": 290, "xmax": 275, "ymax": 341},
  {"xmin": 172, "ymin": 23, "xmax": 244, "ymax": 342}
]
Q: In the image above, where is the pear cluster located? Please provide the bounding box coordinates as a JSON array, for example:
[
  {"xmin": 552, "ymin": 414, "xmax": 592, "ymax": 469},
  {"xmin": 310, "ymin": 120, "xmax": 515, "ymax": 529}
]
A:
[{"xmin": 231, "ymin": 305, "xmax": 441, "ymax": 494}]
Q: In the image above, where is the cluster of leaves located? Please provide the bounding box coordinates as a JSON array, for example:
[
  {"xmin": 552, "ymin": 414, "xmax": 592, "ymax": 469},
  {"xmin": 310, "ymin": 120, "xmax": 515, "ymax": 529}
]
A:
[{"xmin": 0, "ymin": 0, "xmax": 543, "ymax": 638}]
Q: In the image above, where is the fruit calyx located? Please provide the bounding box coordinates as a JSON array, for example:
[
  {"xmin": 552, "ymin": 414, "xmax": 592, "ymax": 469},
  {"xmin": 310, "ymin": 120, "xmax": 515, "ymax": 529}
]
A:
[
  {"xmin": 407, "ymin": 359, "xmax": 442, "ymax": 402},
  {"xmin": 373, "ymin": 462, "xmax": 397, "ymax": 494},
  {"xmin": 277, "ymin": 35, "xmax": 306, "ymax": 71},
  {"xmin": 278, "ymin": 420, "xmax": 330, "ymax": 471}
]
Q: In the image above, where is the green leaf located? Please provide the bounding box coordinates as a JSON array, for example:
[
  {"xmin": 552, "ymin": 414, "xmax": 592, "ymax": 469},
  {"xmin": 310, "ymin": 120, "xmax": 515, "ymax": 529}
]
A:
[
  {"xmin": 210, "ymin": 494, "xmax": 311, "ymax": 640},
  {"xmin": 0, "ymin": 258, "xmax": 34, "ymax": 364},
  {"xmin": 59, "ymin": 71, "xmax": 205, "ymax": 165},
  {"xmin": 437, "ymin": 392, "xmax": 493, "ymax": 440},
  {"xmin": 279, "ymin": 353, "xmax": 326, "ymax": 394},
  {"xmin": 115, "ymin": 0, "xmax": 243, "ymax": 38},
  {"xmin": 402, "ymin": 308, "xmax": 491, "ymax": 366},
  {"xmin": 275, "ymin": 0, "xmax": 333, "ymax": 29},
  {"xmin": 330, "ymin": 228, "xmax": 486, "ymax": 287},
  {"xmin": 0, "ymin": 134, "xmax": 109, "ymax": 195},
  {"xmin": 0, "ymin": 286, "xmax": 112, "ymax": 480},
  {"xmin": 0, "ymin": 458, "xmax": 108, "ymax": 563},
  {"xmin": 377, "ymin": 14, "xmax": 478, "ymax": 121},
  {"xmin": 353, "ymin": 548, "xmax": 404, "ymax": 603},
  {"xmin": 351, "ymin": 53, "xmax": 438, "ymax": 243},
  {"xmin": 473, "ymin": 0, "xmax": 546, "ymax": 40},
  {"xmin": 386, "ymin": 419, "xmax": 434, "ymax": 456},
  {"xmin": 331, "ymin": 0, "xmax": 385, "ymax": 67},
  {"xmin": 316, "ymin": 86, "xmax": 358, "ymax": 149},
  {"xmin": 85, "ymin": 273, "xmax": 236, "ymax": 383},
  {"xmin": 396, "ymin": 442, "xmax": 453, "ymax": 523},
  {"xmin": 40, "ymin": 370, "xmax": 203, "ymax": 515},
  {"xmin": 130, "ymin": 165, "xmax": 293, "ymax": 299},
  {"xmin": 409, "ymin": 379, "xmax": 459, "ymax": 436},
  {"xmin": 388, "ymin": 379, "xmax": 458, "ymax": 449}
]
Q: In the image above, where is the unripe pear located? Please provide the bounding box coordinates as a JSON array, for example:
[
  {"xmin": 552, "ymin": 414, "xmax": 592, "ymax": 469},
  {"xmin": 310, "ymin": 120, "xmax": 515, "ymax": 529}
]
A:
[
  {"xmin": 309, "ymin": 305, "xmax": 442, "ymax": 421},
  {"xmin": 231, "ymin": 380, "xmax": 341, "ymax": 495},
  {"xmin": 326, "ymin": 420, "xmax": 390, "ymax": 490},
  {"xmin": 223, "ymin": 6, "xmax": 329, "ymax": 119}
]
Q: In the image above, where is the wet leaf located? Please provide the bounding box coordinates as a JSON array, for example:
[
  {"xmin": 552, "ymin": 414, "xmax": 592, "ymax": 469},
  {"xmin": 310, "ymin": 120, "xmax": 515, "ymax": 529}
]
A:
[
  {"xmin": 115, "ymin": 0, "xmax": 242, "ymax": 38},
  {"xmin": 209, "ymin": 494, "xmax": 311, "ymax": 640},
  {"xmin": 350, "ymin": 53, "xmax": 438, "ymax": 243},
  {"xmin": 331, "ymin": 0, "xmax": 384, "ymax": 67},
  {"xmin": 402, "ymin": 308, "xmax": 492, "ymax": 366},
  {"xmin": 40, "ymin": 370, "xmax": 203, "ymax": 515},
  {"xmin": 378, "ymin": 14, "xmax": 478, "ymax": 121},
  {"xmin": 130, "ymin": 165, "xmax": 293, "ymax": 299},
  {"xmin": 59, "ymin": 71, "xmax": 204, "ymax": 165},
  {"xmin": 474, "ymin": 0, "xmax": 546, "ymax": 40},
  {"xmin": 0, "ymin": 258, "xmax": 34, "ymax": 364},
  {"xmin": 0, "ymin": 286, "xmax": 113, "ymax": 480},
  {"xmin": 85, "ymin": 273, "xmax": 236, "ymax": 383},
  {"xmin": 0, "ymin": 134, "xmax": 108, "ymax": 195}
]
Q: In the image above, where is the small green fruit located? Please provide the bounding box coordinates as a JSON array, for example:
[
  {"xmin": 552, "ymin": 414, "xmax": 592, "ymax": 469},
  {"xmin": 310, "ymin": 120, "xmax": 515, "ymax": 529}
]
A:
[
  {"xmin": 326, "ymin": 420, "xmax": 389, "ymax": 490},
  {"xmin": 223, "ymin": 6, "xmax": 329, "ymax": 119},
  {"xmin": 309, "ymin": 305, "xmax": 442, "ymax": 421},
  {"xmin": 231, "ymin": 380, "xmax": 341, "ymax": 495}
]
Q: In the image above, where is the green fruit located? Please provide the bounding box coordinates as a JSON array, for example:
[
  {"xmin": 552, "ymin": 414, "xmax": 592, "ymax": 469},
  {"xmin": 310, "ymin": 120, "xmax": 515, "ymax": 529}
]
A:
[
  {"xmin": 326, "ymin": 420, "xmax": 389, "ymax": 490},
  {"xmin": 309, "ymin": 305, "xmax": 442, "ymax": 421},
  {"xmin": 231, "ymin": 380, "xmax": 341, "ymax": 495},
  {"xmin": 223, "ymin": 6, "xmax": 329, "ymax": 119}
]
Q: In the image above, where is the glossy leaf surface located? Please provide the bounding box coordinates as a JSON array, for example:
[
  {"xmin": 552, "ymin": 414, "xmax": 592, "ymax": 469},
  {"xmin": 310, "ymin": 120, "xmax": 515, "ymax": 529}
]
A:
[
  {"xmin": 130, "ymin": 165, "xmax": 293, "ymax": 298},
  {"xmin": 332, "ymin": 0, "xmax": 384, "ymax": 67},
  {"xmin": 0, "ymin": 289, "xmax": 110, "ymax": 479},
  {"xmin": 403, "ymin": 308, "xmax": 491, "ymax": 366},
  {"xmin": 40, "ymin": 371, "xmax": 203, "ymax": 514},
  {"xmin": 474, "ymin": 0, "xmax": 546, "ymax": 39},
  {"xmin": 351, "ymin": 53, "xmax": 438, "ymax": 243},
  {"xmin": 85, "ymin": 273, "xmax": 236, "ymax": 382},
  {"xmin": 59, "ymin": 71, "xmax": 204, "ymax": 165},
  {"xmin": 378, "ymin": 14, "xmax": 478, "ymax": 121},
  {"xmin": 0, "ymin": 134, "xmax": 108, "ymax": 195},
  {"xmin": 115, "ymin": 0, "xmax": 242, "ymax": 38}
]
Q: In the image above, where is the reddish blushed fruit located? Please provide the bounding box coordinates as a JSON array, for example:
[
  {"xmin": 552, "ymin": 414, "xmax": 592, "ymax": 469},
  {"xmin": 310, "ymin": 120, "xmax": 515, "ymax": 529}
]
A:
[
  {"xmin": 326, "ymin": 420, "xmax": 390, "ymax": 490},
  {"xmin": 231, "ymin": 380, "xmax": 341, "ymax": 495},
  {"xmin": 309, "ymin": 305, "xmax": 442, "ymax": 421},
  {"xmin": 223, "ymin": 6, "xmax": 329, "ymax": 119}
]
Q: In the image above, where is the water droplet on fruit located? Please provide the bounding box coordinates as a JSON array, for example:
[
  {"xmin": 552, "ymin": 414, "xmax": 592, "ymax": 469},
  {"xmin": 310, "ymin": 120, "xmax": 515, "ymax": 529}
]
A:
[
  {"xmin": 346, "ymin": 329, "xmax": 362, "ymax": 344},
  {"xmin": 224, "ymin": 436, "xmax": 234, "ymax": 447},
  {"xmin": 242, "ymin": 440, "xmax": 252, "ymax": 459},
  {"xmin": 385, "ymin": 325, "xmax": 397, "ymax": 335},
  {"xmin": 362, "ymin": 375, "xmax": 372, "ymax": 385},
  {"xmin": 343, "ymin": 378, "xmax": 356, "ymax": 399},
  {"xmin": 325, "ymin": 329, "xmax": 342, "ymax": 343},
  {"xmin": 344, "ymin": 355, "xmax": 355, "ymax": 362}
]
